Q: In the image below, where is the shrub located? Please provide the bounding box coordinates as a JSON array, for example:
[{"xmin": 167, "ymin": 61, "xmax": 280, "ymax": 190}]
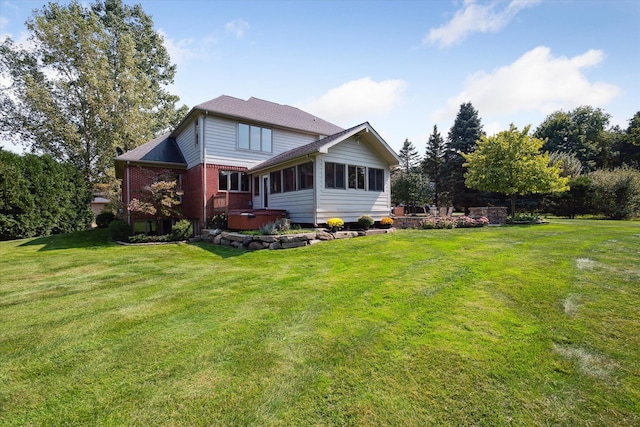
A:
[
  {"xmin": 95, "ymin": 212, "xmax": 115, "ymax": 228},
  {"xmin": 108, "ymin": 219, "xmax": 131, "ymax": 241},
  {"xmin": 380, "ymin": 217, "xmax": 394, "ymax": 226},
  {"xmin": 357, "ymin": 215, "xmax": 374, "ymax": 229},
  {"xmin": 171, "ymin": 219, "xmax": 193, "ymax": 240},
  {"xmin": 259, "ymin": 218, "xmax": 291, "ymax": 235},
  {"xmin": 418, "ymin": 216, "xmax": 456, "ymax": 229},
  {"xmin": 589, "ymin": 167, "xmax": 640, "ymax": 219},
  {"xmin": 506, "ymin": 213, "xmax": 541, "ymax": 224},
  {"xmin": 207, "ymin": 214, "xmax": 227, "ymax": 229},
  {"xmin": 128, "ymin": 234, "xmax": 170, "ymax": 243},
  {"xmin": 455, "ymin": 216, "xmax": 490, "ymax": 228},
  {"xmin": 326, "ymin": 218, "xmax": 344, "ymax": 231}
]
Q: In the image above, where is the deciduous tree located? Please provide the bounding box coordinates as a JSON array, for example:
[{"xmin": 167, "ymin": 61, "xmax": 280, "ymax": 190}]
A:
[
  {"xmin": 463, "ymin": 124, "xmax": 568, "ymax": 217},
  {"xmin": 0, "ymin": 0, "xmax": 187, "ymax": 184}
]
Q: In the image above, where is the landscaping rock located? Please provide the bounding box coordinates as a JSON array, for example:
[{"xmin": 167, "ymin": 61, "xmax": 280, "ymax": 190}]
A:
[
  {"xmin": 316, "ymin": 230, "xmax": 334, "ymax": 240},
  {"xmin": 281, "ymin": 241, "xmax": 307, "ymax": 249},
  {"xmin": 248, "ymin": 241, "xmax": 268, "ymax": 250}
]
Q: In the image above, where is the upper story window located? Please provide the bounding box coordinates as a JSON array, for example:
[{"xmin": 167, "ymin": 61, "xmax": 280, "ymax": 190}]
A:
[
  {"xmin": 238, "ymin": 123, "xmax": 272, "ymax": 153},
  {"xmin": 194, "ymin": 119, "xmax": 199, "ymax": 146}
]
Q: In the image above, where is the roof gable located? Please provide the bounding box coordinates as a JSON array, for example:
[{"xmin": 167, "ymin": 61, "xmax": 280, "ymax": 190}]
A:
[
  {"xmin": 190, "ymin": 96, "xmax": 344, "ymax": 136},
  {"xmin": 249, "ymin": 122, "xmax": 400, "ymax": 173},
  {"xmin": 114, "ymin": 133, "xmax": 186, "ymax": 178}
]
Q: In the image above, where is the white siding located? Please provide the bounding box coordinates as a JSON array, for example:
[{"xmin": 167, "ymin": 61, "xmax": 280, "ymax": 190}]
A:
[
  {"xmin": 316, "ymin": 137, "xmax": 391, "ymax": 224},
  {"xmin": 175, "ymin": 116, "xmax": 201, "ymax": 168},
  {"xmin": 203, "ymin": 116, "xmax": 318, "ymax": 168},
  {"xmin": 268, "ymin": 189, "xmax": 314, "ymax": 224}
]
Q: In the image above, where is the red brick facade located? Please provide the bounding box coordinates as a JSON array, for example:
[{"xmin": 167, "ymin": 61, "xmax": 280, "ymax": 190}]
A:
[{"xmin": 122, "ymin": 163, "xmax": 252, "ymax": 233}]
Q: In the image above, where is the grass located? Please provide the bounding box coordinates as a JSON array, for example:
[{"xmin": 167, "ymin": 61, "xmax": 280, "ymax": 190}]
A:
[{"xmin": 0, "ymin": 220, "xmax": 638, "ymax": 426}]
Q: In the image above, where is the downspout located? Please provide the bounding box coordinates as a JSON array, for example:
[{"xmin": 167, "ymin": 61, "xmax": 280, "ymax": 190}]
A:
[
  {"xmin": 310, "ymin": 154, "xmax": 318, "ymax": 227},
  {"xmin": 202, "ymin": 113, "xmax": 207, "ymax": 232},
  {"xmin": 126, "ymin": 161, "xmax": 131, "ymax": 225}
]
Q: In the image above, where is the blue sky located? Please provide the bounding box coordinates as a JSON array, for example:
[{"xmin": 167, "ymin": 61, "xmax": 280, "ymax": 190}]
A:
[{"xmin": 1, "ymin": 0, "xmax": 639, "ymax": 155}]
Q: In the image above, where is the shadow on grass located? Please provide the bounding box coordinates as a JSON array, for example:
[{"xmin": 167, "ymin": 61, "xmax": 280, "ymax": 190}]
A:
[
  {"xmin": 189, "ymin": 241, "xmax": 248, "ymax": 259},
  {"xmin": 19, "ymin": 228, "xmax": 114, "ymax": 251}
]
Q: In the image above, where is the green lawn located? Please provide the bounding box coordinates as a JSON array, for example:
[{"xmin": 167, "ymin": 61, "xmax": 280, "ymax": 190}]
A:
[{"xmin": 1, "ymin": 220, "xmax": 638, "ymax": 426}]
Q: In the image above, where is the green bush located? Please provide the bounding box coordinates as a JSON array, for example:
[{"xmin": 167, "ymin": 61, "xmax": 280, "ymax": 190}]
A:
[
  {"xmin": 589, "ymin": 167, "xmax": 640, "ymax": 219},
  {"xmin": 108, "ymin": 219, "xmax": 131, "ymax": 242},
  {"xmin": 357, "ymin": 215, "xmax": 375, "ymax": 229},
  {"xmin": 171, "ymin": 219, "xmax": 193, "ymax": 241},
  {"xmin": 0, "ymin": 150, "xmax": 92, "ymax": 240},
  {"xmin": 259, "ymin": 218, "xmax": 291, "ymax": 235},
  {"xmin": 95, "ymin": 212, "xmax": 115, "ymax": 228}
]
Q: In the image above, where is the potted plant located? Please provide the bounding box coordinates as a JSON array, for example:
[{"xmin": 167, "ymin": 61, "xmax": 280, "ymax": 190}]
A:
[
  {"xmin": 357, "ymin": 215, "xmax": 374, "ymax": 230},
  {"xmin": 380, "ymin": 217, "xmax": 394, "ymax": 228},
  {"xmin": 326, "ymin": 218, "xmax": 344, "ymax": 233}
]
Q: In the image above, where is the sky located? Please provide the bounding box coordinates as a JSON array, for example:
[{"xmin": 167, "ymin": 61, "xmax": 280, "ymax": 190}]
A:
[{"xmin": 1, "ymin": 0, "xmax": 639, "ymax": 155}]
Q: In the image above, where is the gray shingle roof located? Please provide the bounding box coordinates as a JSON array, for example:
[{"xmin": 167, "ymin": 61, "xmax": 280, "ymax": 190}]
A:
[
  {"xmin": 194, "ymin": 96, "xmax": 344, "ymax": 136},
  {"xmin": 115, "ymin": 133, "xmax": 186, "ymax": 165}
]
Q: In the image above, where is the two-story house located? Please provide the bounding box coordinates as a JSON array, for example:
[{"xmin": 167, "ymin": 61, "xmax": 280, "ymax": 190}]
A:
[{"xmin": 114, "ymin": 95, "xmax": 400, "ymax": 234}]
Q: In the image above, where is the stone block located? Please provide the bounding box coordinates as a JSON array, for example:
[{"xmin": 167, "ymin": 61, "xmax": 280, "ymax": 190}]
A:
[
  {"xmin": 316, "ymin": 230, "xmax": 334, "ymax": 240},
  {"xmin": 269, "ymin": 242, "xmax": 282, "ymax": 250},
  {"xmin": 248, "ymin": 241, "xmax": 268, "ymax": 251},
  {"xmin": 281, "ymin": 241, "xmax": 307, "ymax": 249}
]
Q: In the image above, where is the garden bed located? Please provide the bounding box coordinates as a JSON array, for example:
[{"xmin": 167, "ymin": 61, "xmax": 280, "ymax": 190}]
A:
[{"xmin": 200, "ymin": 228, "xmax": 395, "ymax": 250}]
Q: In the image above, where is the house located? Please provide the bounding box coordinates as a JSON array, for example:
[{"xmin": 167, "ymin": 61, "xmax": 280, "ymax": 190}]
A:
[{"xmin": 115, "ymin": 95, "xmax": 400, "ymax": 233}]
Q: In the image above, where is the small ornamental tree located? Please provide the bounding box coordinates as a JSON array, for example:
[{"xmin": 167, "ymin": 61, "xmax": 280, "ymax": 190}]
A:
[
  {"xmin": 128, "ymin": 178, "xmax": 183, "ymax": 233},
  {"xmin": 463, "ymin": 124, "xmax": 569, "ymax": 217}
]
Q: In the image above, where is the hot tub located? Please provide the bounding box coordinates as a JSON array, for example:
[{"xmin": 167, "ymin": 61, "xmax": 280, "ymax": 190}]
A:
[{"xmin": 227, "ymin": 209, "xmax": 287, "ymax": 231}]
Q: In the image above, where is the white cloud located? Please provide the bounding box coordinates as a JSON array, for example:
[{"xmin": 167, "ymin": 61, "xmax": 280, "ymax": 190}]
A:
[
  {"xmin": 224, "ymin": 18, "xmax": 249, "ymax": 39},
  {"xmin": 159, "ymin": 29, "xmax": 217, "ymax": 66},
  {"xmin": 300, "ymin": 77, "xmax": 408, "ymax": 124},
  {"xmin": 425, "ymin": 0, "xmax": 541, "ymax": 48},
  {"xmin": 433, "ymin": 46, "xmax": 621, "ymax": 123}
]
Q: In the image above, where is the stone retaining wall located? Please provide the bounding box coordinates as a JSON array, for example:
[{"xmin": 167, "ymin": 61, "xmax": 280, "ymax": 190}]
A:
[
  {"xmin": 200, "ymin": 228, "xmax": 394, "ymax": 250},
  {"xmin": 468, "ymin": 207, "xmax": 508, "ymax": 225}
]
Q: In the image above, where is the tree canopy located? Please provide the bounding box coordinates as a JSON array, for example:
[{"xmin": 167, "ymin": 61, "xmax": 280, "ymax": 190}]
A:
[
  {"xmin": 0, "ymin": 0, "xmax": 187, "ymax": 184},
  {"xmin": 463, "ymin": 124, "xmax": 568, "ymax": 216},
  {"xmin": 534, "ymin": 106, "xmax": 610, "ymax": 171}
]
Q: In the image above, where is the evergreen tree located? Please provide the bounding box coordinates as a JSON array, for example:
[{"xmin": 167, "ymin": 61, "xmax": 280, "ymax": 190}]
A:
[
  {"xmin": 0, "ymin": 0, "xmax": 187, "ymax": 184},
  {"xmin": 442, "ymin": 102, "xmax": 484, "ymax": 209},
  {"xmin": 398, "ymin": 138, "xmax": 420, "ymax": 172},
  {"xmin": 422, "ymin": 125, "xmax": 446, "ymax": 207}
]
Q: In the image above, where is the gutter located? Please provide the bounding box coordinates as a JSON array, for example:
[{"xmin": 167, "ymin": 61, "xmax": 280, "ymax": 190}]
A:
[{"xmin": 126, "ymin": 161, "xmax": 131, "ymax": 225}]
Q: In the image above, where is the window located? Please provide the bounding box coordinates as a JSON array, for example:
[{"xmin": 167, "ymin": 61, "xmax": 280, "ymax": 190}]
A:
[
  {"xmin": 254, "ymin": 177, "xmax": 260, "ymax": 196},
  {"xmin": 238, "ymin": 123, "xmax": 250, "ymax": 149},
  {"xmin": 325, "ymin": 162, "xmax": 345, "ymax": 189},
  {"xmin": 238, "ymin": 123, "xmax": 272, "ymax": 153},
  {"xmin": 348, "ymin": 165, "xmax": 366, "ymax": 190},
  {"xmin": 218, "ymin": 170, "xmax": 228, "ymax": 191},
  {"xmin": 194, "ymin": 120, "xmax": 199, "ymax": 146},
  {"xmin": 270, "ymin": 170, "xmax": 281, "ymax": 193},
  {"xmin": 283, "ymin": 166, "xmax": 296, "ymax": 192},
  {"xmin": 368, "ymin": 168, "xmax": 384, "ymax": 191},
  {"xmin": 219, "ymin": 171, "xmax": 250, "ymax": 192},
  {"xmin": 297, "ymin": 162, "xmax": 313, "ymax": 190}
]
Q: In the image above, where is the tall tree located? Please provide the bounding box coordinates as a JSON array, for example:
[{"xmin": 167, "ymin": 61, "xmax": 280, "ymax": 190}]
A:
[
  {"xmin": 534, "ymin": 106, "xmax": 611, "ymax": 171},
  {"xmin": 0, "ymin": 0, "xmax": 187, "ymax": 184},
  {"xmin": 617, "ymin": 112, "xmax": 640, "ymax": 168},
  {"xmin": 442, "ymin": 102, "xmax": 484, "ymax": 209},
  {"xmin": 422, "ymin": 125, "xmax": 446, "ymax": 207},
  {"xmin": 463, "ymin": 124, "xmax": 568, "ymax": 217},
  {"xmin": 398, "ymin": 138, "xmax": 420, "ymax": 172}
]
